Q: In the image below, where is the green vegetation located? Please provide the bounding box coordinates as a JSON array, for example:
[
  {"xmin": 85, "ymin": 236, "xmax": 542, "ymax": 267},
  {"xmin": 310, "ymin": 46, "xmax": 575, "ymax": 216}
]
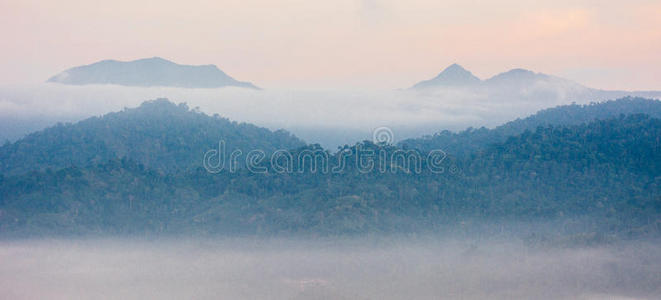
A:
[
  {"xmin": 400, "ymin": 97, "xmax": 661, "ymax": 156},
  {"xmin": 0, "ymin": 98, "xmax": 659, "ymax": 237},
  {"xmin": 0, "ymin": 99, "xmax": 304, "ymax": 175}
]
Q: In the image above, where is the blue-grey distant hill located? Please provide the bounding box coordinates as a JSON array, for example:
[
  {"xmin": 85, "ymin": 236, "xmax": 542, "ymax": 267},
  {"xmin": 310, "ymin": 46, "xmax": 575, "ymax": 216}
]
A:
[
  {"xmin": 409, "ymin": 63, "xmax": 661, "ymax": 103},
  {"xmin": 47, "ymin": 57, "xmax": 259, "ymax": 89},
  {"xmin": 411, "ymin": 63, "xmax": 481, "ymax": 88}
]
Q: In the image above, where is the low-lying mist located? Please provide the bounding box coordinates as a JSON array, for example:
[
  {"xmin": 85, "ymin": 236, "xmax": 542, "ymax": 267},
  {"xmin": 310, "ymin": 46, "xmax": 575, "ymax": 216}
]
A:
[
  {"xmin": 0, "ymin": 83, "xmax": 625, "ymax": 148},
  {"xmin": 1, "ymin": 235, "xmax": 659, "ymax": 300}
]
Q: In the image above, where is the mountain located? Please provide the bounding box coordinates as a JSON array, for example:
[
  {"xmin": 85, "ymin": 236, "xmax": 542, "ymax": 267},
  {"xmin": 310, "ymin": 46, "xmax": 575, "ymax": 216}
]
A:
[
  {"xmin": 1, "ymin": 114, "xmax": 659, "ymax": 236},
  {"xmin": 47, "ymin": 57, "xmax": 260, "ymax": 89},
  {"xmin": 409, "ymin": 64, "xmax": 661, "ymax": 105},
  {"xmin": 410, "ymin": 64, "xmax": 587, "ymax": 90},
  {"xmin": 496, "ymin": 96, "xmax": 661, "ymax": 136},
  {"xmin": 0, "ymin": 99, "xmax": 304, "ymax": 175},
  {"xmin": 410, "ymin": 63, "xmax": 481, "ymax": 89},
  {"xmin": 483, "ymin": 68, "xmax": 551, "ymax": 85},
  {"xmin": 399, "ymin": 97, "xmax": 661, "ymax": 156}
]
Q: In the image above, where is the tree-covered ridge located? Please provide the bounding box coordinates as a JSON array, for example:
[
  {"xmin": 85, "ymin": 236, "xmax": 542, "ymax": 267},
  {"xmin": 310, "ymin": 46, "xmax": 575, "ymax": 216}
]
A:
[
  {"xmin": 474, "ymin": 114, "xmax": 660, "ymax": 175},
  {"xmin": 0, "ymin": 99, "xmax": 305, "ymax": 175},
  {"xmin": 400, "ymin": 97, "xmax": 661, "ymax": 156},
  {"xmin": 1, "ymin": 114, "xmax": 659, "ymax": 237}
]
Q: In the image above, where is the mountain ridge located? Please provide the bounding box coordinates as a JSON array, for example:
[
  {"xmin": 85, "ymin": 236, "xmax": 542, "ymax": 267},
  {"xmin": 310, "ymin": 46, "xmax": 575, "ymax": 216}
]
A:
[
  {"xmin": 399, "ymin": 97, "xmax": 661, "ymax": 156},
  {"xmin": 0, "ymin": 98, "xmax": 304, "ymax": 175},
  {"xmin": 409, "ymin": 64, "xmax": 661, "ymax": 106},
  {"xmin": 1, "ymin": 112, "xmax": 659, "ymax": 236},
  {"xmin": 411, "ymin": 64, "xmax": 578, "ymax": 89},
  {"xmin": 48, "ymin": 57, "xmax": 260, "ymax": 89},
  {"xmin": 410, "ymin": 63, "xmax": 481, "ymax": 88}
]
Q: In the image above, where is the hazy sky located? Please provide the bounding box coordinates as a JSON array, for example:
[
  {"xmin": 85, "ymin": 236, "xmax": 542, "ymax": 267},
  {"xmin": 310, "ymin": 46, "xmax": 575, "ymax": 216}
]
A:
[{"xmin": 1, "ymin": 0, "xmax": 660, "ymax": 90}]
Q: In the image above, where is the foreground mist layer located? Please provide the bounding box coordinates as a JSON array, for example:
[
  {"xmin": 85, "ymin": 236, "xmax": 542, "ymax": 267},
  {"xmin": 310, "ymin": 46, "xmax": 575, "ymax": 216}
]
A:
[{"xmin": 1, "ymin": 237, "xmax": 659, "ymax": 300}]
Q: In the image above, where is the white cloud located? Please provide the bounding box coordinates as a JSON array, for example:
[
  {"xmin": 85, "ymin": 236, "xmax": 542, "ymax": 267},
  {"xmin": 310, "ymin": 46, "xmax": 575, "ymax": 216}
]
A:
[{"xmin": 0, "ymin": 82, "xmax": 656, "ymax": 147}]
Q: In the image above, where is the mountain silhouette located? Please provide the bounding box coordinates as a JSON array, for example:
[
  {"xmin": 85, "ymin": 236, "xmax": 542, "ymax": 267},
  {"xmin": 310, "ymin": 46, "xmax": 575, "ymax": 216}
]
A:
[
  {"xmin": 0, "ymin": 98, "xmax": 303, "ymax": 175},
  {"xmin": 410, "ymin": 63, "xmax": 481, "ymax": 88},
  {"xmin": 409, "ymin": 64, "xmax": 661, "ymax": 104},
  {"xmin": 47, "ymin": 57, "xmax": 259, "ymax": 89}
]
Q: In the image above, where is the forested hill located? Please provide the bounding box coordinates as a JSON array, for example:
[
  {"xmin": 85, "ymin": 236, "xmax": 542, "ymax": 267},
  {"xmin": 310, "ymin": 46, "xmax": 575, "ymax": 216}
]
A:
[
  {"xmin": 0, "ymin": 99, "xmax": 305, "ymax": 175},
  {"xmin": 497, "ymin": 97, "xmax": 661, "ymax": 136},
  {"xmin": 1, "ymin": 114, "xmax": 659, "ymax": 237},
  {"xmin": 399, "ymin": 97, "xmax": 661, "ymax": 156}
]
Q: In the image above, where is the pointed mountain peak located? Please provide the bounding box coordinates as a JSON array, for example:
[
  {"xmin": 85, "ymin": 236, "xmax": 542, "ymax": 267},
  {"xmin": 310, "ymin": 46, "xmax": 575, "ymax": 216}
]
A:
[
  {"xmin": 442, "ymin": 63, "xmax": 468, "ymax": 73},
  {"xmin": 435, "ymin": 63, "xmax": 476, "ymax": 79},
  {"xmin": 411, "ymin": 63, "xmax": 481, "ymax": 89}
]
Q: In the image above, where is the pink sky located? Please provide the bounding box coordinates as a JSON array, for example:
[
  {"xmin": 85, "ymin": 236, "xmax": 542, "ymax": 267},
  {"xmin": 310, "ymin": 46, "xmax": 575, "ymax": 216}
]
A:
[{"xmin": 1, "ymin": 0, "xmax": 660, "ymax": 90}]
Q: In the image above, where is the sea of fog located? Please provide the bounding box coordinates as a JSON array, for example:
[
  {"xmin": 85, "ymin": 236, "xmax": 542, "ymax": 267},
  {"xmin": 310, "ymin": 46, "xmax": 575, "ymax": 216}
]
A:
[
  {"xmin": 1, "ymin": 236, "xmax": 659, "ymax": 299},
  {"xmin": 0, "ymin": 83, "xmax": 594, "ymax": 148}
]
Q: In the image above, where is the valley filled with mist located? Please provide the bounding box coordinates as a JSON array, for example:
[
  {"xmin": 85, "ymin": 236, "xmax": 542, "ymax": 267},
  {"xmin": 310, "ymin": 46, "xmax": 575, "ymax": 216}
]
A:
[
  {"xmin": 2, "ymin": 237, "xmax": 660, "ymax": 300},
  {"xmin": 2, "ymin": 61, "xmax": 660, "ymax": 149},
  {"xmin": 1, "ymin": 84, "xmax": 660, "ymax": 298},
  {"xmin": 2, "ymin": 8, "xmax": 661, "ymax": 296}
]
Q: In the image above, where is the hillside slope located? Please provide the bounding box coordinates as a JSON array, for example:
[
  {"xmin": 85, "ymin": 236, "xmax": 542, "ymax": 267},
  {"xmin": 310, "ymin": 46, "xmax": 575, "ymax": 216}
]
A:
[
  {"xmin": 400, "ymin": 97, "xmax": 661, "ymax": 156},
  {"xmin": 0, "ymin": 99, "xmax": 305, "ymax": 175},
  {"xmin": 1, "ymin": 114, "xmax": 659, "ymax": 236}
]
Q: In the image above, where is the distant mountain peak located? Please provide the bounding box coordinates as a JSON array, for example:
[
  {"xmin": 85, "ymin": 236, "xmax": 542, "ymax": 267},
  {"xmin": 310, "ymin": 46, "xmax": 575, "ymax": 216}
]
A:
[
  {"xmin": 144, "ymin": 56, "xmax": 169, "ymax": 62},
  {"xmin": 131, "ymin": 57, "xmax": 176, "ymax": 65},
  {"xmin": 506, "ymin": 68, "xmax": 533, "ymax": 74},
  {"xmin": 444, "ymin": 63, "xmax": 468, "ymax": 72},
  {"xmin": 485, "ymin": 68, "xmax": 549, "ymax": 84},
  {"xmin": 411, "ymin": 63, "xmax": 481, "ymax": 89},
  {"xmin": 48, "ymin": 57, "xmax": 260, "ymax": 89}
]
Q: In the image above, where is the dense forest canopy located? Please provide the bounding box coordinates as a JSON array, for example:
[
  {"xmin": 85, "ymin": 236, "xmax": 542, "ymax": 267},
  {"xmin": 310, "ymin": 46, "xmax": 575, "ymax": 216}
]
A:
[
  {"xmin": 0, "ymin": 99, "xmax": 304, "ymax": 175},
  {"xmin": 0, "ymin": 97, "xmax": 659, "ymax": 238},
  {"xmin": 400, "ymin": 97, "xmax": 661, "ymax": 156}
]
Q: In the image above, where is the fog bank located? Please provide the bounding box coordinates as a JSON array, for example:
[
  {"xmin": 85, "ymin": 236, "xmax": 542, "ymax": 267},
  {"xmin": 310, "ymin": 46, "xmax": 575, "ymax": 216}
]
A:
[
  {"xmin": 2, "ymin": 83, "xmax": 642, "ymax": 148},
  {"xmin": 1, "ymin": 237, "xmax": 659, "ymax": 299}
]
